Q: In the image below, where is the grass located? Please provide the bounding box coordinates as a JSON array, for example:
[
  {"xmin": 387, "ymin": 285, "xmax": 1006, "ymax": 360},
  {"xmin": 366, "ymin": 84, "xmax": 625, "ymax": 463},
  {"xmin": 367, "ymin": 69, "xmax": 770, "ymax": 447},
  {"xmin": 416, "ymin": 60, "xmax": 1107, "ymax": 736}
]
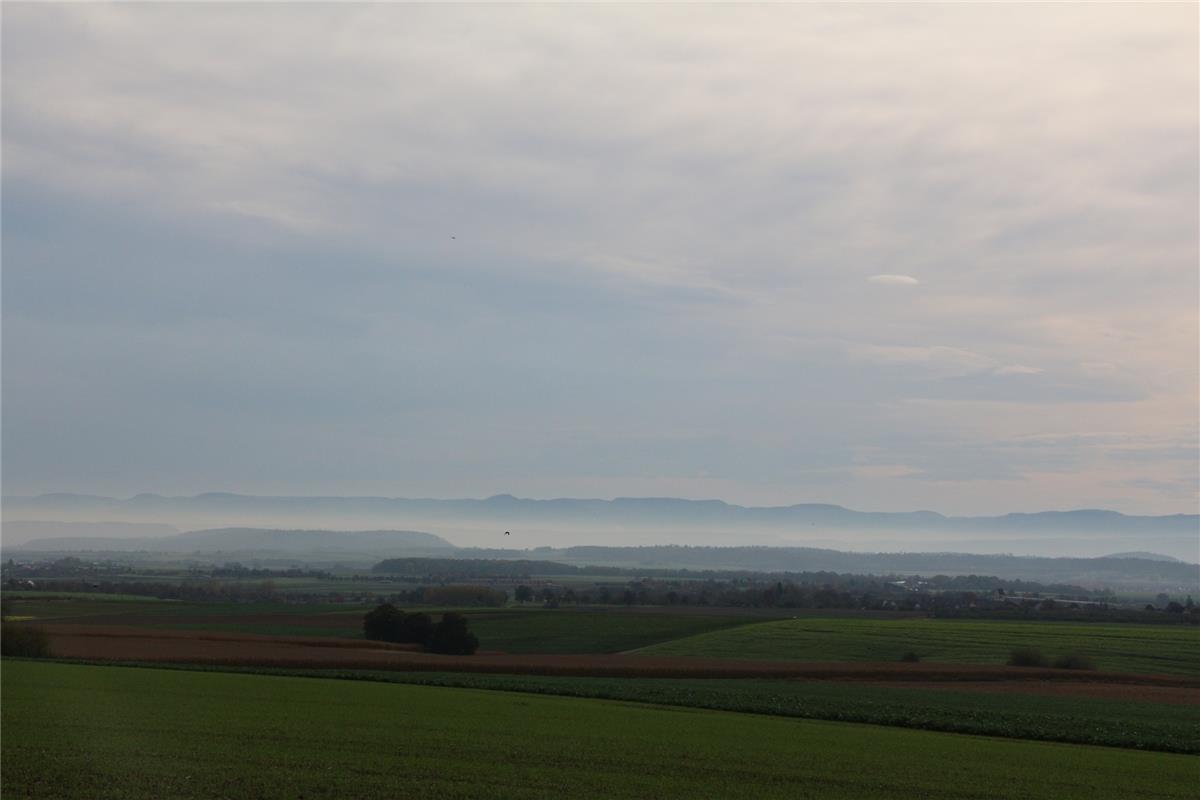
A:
[
  {"xmin": 44, "ymin": 660, "xmax": 1197, "ymax": 753},
  {"xmin": 463, "ymin": 608, "xmax": 765, "ymax": 653},
  {"xmin": 333, "ymin": 670, "xmax": 1200, "ymax": 754},
  {"xmin": 636, "ymin": 617, "xmax": 1200, "ymax": 676},
  {"xmin": 3, "ymin": 661, "xmax": 1197, "ymax": 799}
]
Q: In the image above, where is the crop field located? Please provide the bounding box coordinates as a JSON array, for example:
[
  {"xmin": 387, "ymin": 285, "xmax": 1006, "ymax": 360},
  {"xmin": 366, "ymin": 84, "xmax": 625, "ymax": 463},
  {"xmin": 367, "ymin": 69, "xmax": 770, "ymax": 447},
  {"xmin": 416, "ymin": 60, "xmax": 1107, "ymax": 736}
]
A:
[
  {"xmin": 4, "ymin": 598, "xmax": 363, "ymax": 622},
  {"xmin": 464, "ymin": 608, "xmax": 765, "ymax": 653},
  {"xmin": 13, "ymin": 597, "xmax": 770, "ymax": 653},
  {"xmin": 1, "ymin": 591, "xmax": 178, "ymax": 603},
  {"xmin": 68, "ymin": 662, "xmax": 1196, "ymax": 752},
  {"xmin": 4, "ymin": 661, "xmax": 1197, "ymax": 800},
  {"xmin": 331, "ymin": 670, "xmax": 1200, "ymax": 753},
  {"xmin": 636, "ymin": 617, "xmax": 1200, "ymax": 676},
  {"xmin": 5, "ymin": 598, "xmax": 368, "ymax": 633}
]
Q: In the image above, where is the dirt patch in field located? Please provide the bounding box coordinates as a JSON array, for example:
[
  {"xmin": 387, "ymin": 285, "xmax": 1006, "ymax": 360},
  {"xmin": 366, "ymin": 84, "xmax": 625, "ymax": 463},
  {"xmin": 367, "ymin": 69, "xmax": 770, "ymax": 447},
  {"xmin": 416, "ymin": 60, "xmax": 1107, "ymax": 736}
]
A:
[
  {"xmin": 36, "ymin": 625, "xmax": 1200, "ymax": 691},
  {"xmin": 859, "ymin": 679, "xmax": 1200, "ymax": 705},
  {"xmin": 41, "ymin": 625, "xmax": 422, "ymax": 651},
  {"xmin": 34, "ymin": 613, "xmax": 361, "ymax": 629}
]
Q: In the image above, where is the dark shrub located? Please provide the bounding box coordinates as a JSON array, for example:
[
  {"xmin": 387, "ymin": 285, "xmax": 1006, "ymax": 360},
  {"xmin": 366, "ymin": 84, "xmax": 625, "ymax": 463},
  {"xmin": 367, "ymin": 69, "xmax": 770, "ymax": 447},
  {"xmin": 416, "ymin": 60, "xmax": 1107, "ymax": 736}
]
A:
[
  {"xmin": 1052, "ymin": 652, "xmax": 1097, "ymax": 670},
  {"xmin": 427, "ymin": 612, "xmax": 479, "ymax": 655},
  {"xmin": 1, "ymin": 624, "xmax": 52, "ymax": 657},
  {"xmin": 899, "ymin": 651, "xmax": 921, "ymax": 663},
  {"xmin": 363, "ymin": 603, "xmax": 405, "ymax": 642},
  {"xmin": 1008, "ymin": 647, "xmax": 1048, "ymax": 667},
  {"xmin": 399, "ymin": 612, "xmax": 434, "ymax": 644}
]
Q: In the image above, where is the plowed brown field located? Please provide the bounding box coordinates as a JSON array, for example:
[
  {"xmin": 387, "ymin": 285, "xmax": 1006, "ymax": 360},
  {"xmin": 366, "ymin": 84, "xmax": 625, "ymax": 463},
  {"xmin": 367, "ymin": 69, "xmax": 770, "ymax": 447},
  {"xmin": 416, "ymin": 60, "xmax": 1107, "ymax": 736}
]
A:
[
  {"xmin": 861, "ymin": 679, "xmax": 1200, "ymax": 704},
  {"xmin": 37, "ymin": 624, "xmax": 1200, "ymax": 706}
]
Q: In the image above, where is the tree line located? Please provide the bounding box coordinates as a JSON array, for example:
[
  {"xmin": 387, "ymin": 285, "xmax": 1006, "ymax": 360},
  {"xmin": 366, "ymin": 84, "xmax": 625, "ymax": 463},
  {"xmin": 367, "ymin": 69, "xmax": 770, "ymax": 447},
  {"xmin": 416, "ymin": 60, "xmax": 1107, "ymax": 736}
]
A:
[{"xmin": 363, "ymin": 604, "xmax": 478, "ymax": 654}]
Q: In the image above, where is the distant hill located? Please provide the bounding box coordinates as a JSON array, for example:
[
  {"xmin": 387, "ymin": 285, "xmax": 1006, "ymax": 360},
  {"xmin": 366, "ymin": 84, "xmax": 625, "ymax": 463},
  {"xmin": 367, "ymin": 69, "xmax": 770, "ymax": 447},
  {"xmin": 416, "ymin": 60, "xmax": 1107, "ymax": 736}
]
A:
[
  {"xmin": 5, "ymin": 523, "xmax": 1195, "ymax": 590},
  {"xmin": 1104, "ymin": 551, "xmax": 1183, "ymax": 563},
  {"xmin": 5, "ymin": 492, "xmax": 1195, "ymax": 534},
  {"xmin": 5, "ymin": 492, "xmax": 1196, "ymax": 562},
  {"xmin": 457, "ymin": 545, "xmax": 1200, "ymax": 590},
  {"xmin": 6, "ymin": 527, "xmax": 454, "ymax": 557}
]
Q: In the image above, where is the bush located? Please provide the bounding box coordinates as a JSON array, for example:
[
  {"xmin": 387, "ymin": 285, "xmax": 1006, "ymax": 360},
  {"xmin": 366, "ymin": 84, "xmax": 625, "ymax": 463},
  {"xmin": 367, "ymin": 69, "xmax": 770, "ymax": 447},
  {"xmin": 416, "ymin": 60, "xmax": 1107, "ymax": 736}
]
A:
[
  {"xmin": 899, "ymin": 651, "xmax": 921, "ymax": 663},
  {"xmin": 363, "ymin": 603, "xmax": 406, "ymax": 642},
  {"xmin": 1, "ymin": 624, "xmax": 52, "ymax": 657},
  {"xmin": 1052, "ymin": 652, "xmax": 1097, "ymax": 670},
  {"xmin": 427, "ymin": 612, "xmax": 479, "ymax": 655},
  {"xmin": 399, "ymin": 612, "xmax": 434, "ymax": 644},
  {"xmin": 1008, "ymin": 647, "xmax": 1049, "ymax": 667}
]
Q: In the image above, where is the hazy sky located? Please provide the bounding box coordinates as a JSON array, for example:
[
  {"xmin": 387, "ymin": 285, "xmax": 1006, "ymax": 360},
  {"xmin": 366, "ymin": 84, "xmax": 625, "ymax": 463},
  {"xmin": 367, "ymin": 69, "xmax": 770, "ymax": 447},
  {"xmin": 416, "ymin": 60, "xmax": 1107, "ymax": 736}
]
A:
[{"xmin": 3, "ymin": 3, "xmax": 1197, "ymax": 515}]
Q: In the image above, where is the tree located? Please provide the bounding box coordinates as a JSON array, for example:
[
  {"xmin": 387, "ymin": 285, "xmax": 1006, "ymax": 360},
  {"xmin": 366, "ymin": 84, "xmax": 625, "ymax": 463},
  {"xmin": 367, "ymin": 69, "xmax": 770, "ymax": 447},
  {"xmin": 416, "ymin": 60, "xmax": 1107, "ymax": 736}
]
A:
[
  {"xmin": 514, "ymin": 585, "xmax": 533, "ymax": 603},
  {"xmin": 427, "ymin": 612, "xmax": 479, "ymax": 655},
  {"xmin": 1, "ymin": 624, "xmax": 52, "ymax": 657},
  {"xmin": 399, "ymin": 612, "xmax": 434, "ymax": 644},
  {"xmin": 363, "ymin": 603, "xmax": 405, "ymax": 642}
]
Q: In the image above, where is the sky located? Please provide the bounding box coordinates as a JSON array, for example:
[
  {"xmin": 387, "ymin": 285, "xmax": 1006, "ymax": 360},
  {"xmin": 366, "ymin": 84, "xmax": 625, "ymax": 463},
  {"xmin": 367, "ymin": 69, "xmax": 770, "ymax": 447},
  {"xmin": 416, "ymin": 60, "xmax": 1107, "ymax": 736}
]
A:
[{"xmin": 2, "ymin": 3, "xmax": 1197, "ymax": 516}]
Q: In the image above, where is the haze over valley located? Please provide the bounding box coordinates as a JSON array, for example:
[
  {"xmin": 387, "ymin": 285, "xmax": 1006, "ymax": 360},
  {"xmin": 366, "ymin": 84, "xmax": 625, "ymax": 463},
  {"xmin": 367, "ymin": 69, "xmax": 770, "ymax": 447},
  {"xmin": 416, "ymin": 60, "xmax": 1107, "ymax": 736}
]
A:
[{"xmin": 4, "ymin": 491, "xmax": 1196, "ymax": 563}]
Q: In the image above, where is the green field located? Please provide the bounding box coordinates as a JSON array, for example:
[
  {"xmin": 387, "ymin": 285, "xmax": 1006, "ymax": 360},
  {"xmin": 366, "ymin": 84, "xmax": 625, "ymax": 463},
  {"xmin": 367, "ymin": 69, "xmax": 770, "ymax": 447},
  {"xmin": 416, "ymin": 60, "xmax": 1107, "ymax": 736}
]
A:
[
  {"xmin": 10, "ymin": 597, "xmax": 1200, "ymax": 674},
  {"xmin": 327, "ymin": 670, "xmax": 1200, "ymax": 753},
  {"xmin": 464, "ymin": 608, "xmax": 765, "ymax": 653},
  {"xmin": 3, "ymin": 661, "xmax": 1196, "ymax": 799},
  {"xmin": 636, "ymin": 617, "xmax": 1200, "ymax": 675},
  {"xmin": 61, "ymin": 661, "xmax": 1195, "ymax": 753}
]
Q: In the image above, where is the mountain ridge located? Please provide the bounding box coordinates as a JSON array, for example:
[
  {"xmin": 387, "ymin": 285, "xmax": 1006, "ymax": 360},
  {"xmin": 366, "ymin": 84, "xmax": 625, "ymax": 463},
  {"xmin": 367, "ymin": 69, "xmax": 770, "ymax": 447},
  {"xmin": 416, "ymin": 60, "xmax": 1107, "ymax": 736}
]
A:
[{"xmin": 5, "ymin": 491, "xmax": 1195, "ymax": 528}]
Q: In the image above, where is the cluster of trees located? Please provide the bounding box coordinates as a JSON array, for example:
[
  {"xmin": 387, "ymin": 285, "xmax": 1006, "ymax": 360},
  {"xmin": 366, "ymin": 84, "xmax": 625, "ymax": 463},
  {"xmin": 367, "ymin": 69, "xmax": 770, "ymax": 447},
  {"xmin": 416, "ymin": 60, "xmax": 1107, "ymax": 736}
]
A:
[
  {"xmin": 373, "ymin": 558, "xmax": 577, "ymax": 578},
  {"xmin": 513, "ymin": 578, "xmax": 907, "ymax": 610},
  {"xmin": 504, "ymin": 578, "xmax": 1196, "ymax": 623},
  {"xmin": 1, "ymin": 599, "xmax": 52, "ymax": 657},
  {"xmin": 207, "ymin": 564, "xmax": 331, "ymax": 579},
  {"xmin": 363, "ymin": 604, "xmax": 479, "ymax": 655},
  {"xmin": 3, "ymin": 556, "xmax": 132, "ymax": 578},
  {"xmin": 1145, "ymin": 595, "xmax": 1195, "ymax": 614}
]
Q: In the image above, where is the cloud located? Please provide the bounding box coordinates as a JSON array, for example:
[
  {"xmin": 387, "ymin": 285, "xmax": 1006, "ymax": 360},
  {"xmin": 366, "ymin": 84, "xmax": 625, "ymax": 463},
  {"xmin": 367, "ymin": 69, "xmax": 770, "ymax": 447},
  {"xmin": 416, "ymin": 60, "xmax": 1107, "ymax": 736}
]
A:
[
  {"xmin": 1, "ymin": 3, "xmax": 1196, "ymax": 516},
  {"xmin": 848, "ymin": 344, "xmax": 994, "ymax": 377},
  {"xmin": 868, "ymin": 274, "xmax": 920, "ymax": 286}
]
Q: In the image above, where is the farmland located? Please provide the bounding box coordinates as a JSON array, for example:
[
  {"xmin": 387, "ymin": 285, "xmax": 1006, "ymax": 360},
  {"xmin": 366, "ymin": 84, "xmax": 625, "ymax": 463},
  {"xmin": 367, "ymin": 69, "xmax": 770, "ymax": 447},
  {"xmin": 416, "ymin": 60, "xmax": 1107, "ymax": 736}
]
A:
[
  {"xmin": 10, "ymin": 597, "xmax": 777, "ymax": 653},
  {"xmin": 636, "ymin": 617, "xmax": 1200, "ymax": 676},
  {"xmin": 49, "ymin": 662, "xmax": 1196, "ymax": 752},
  {"xmin": 4, "ymin": 661, "xmax": 1198, "ymax": 800},
  {"xmin": 323, "ymin": 670, "xmax": 1200, "ymax": 753},
  {"xmin": 16, "ymin": 597, "xmax": 1200, "ymax": 673},
  {"xmin": 464, "ymin": 608, "xmax": 769, "ymax": 653},
  {"xmin": 6, "ymin": 593, "xmax": 1200, "ymax": 798}
]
